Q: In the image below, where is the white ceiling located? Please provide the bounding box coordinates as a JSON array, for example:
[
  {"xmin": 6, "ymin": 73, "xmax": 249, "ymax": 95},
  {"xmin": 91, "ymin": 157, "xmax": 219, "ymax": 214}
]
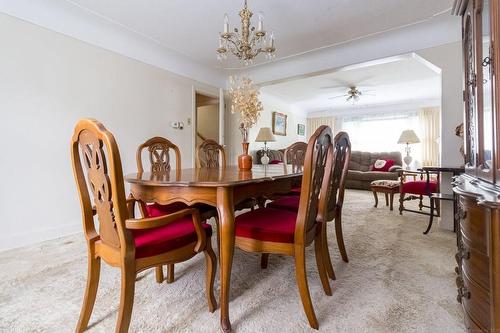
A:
[
  {"xmin": 261, "ymin": 54, "xmax": 441, "ymax": 116},
  {"xmin": 67, "ymin": 0, "xmax": 454, "ymax": 69}
]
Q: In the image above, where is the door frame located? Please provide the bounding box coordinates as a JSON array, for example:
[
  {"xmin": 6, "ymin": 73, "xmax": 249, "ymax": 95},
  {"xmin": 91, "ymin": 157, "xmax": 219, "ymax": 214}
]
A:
[{"xmin": 191, "ymin": 86, "xmax": 225, "ymax": 166}]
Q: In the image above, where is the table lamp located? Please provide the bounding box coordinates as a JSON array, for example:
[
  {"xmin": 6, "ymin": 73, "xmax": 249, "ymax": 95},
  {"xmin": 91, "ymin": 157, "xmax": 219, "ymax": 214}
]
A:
[
  {"xmin": 255, "ymin": 127, "xmax": 276, "ymax": 165},
  {"xmin": 397, "ymin": 129, "xmax": 420, "ymax": 169}
]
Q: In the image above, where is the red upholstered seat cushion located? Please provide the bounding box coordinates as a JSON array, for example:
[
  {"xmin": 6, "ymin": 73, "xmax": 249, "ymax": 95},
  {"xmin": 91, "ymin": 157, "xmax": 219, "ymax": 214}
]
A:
[
  {"xmin": 131, "ymin": 218, "xmax": 212, "ymax": 259},
  {"xmin": 235, "ymin": 208, "xmax": 298, "ymax": 243},
  {"xmin": 269, "ymin": 159, "xmax": 283, "ymax": 165},
  {"xmin": 402, "ymin": 180, "xmax": 438, "ymax": 195},
  {"xmin": 267, "ymin": 195, "xmax": 300, "ymax": 212},
  {"xmin": 289, "ymin": 187, "xmax": 301, "ymax": 195},
  {"xmin": 145, "ymin": 202, "xmax": 188, "ymax": 217}
]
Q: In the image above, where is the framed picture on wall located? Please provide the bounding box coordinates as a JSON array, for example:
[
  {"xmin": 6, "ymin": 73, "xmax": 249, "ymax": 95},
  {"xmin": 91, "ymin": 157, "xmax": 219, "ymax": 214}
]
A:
[
  {"xmin": 297, "ymin": 124, "xmax": 305, "ymax": 136},
  {"xmin": 272, "ymin": 111, "xmax": 287, "ymax": 136}
]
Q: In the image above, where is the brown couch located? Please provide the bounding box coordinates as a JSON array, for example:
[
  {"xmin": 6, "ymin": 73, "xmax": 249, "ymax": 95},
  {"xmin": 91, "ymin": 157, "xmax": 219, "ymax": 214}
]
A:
[
  {"xmin": 255, "ymin": 149, "xmax": 285, "ymax": 164},
  {"xmin": 346, "ymin": 151, "xmax": 403, "ymax": 190}
]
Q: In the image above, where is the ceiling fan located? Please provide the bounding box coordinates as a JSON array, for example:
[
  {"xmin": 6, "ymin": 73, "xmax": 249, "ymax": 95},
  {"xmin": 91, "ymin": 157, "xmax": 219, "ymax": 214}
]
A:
[{"xmin": 328, "ymin": 86, "xmax": 375, "ymax": 103}]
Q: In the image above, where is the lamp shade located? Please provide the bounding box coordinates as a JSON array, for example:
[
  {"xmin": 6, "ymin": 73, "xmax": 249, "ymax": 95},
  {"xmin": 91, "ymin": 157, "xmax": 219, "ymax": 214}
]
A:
[
  {"xmin": 255, "ymin": 127, "xmax": 276, "ymax": 142},
  {"xmin": 397, "ymin": 130, "xmax": 420, "ymax": 144}
]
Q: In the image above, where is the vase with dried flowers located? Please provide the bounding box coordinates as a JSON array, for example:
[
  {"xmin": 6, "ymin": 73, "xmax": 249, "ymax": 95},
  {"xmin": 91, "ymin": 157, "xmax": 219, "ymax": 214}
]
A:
[{"xmin": 228, "ymin": 76, "xmax": 263, "ymax": 170}]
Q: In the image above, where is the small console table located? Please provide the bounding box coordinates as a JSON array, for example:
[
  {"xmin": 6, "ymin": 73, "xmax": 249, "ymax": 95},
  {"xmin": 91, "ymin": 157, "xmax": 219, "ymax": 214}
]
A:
[{"xmin": 420, "ymin": 166, "xmax": 464, "ymax": 235}]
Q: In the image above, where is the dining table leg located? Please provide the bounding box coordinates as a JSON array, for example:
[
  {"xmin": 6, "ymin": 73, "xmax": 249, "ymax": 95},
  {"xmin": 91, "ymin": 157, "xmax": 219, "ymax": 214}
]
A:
[{"xmin": 217, "ymin": 186, "xmax": 235, "ymax": 332}]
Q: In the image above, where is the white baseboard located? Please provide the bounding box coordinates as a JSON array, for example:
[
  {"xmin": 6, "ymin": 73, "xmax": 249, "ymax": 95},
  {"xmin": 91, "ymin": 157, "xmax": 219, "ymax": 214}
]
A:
[{"xmin": 0, "ymin": 222, "xmax": 82, "ymax": 252}]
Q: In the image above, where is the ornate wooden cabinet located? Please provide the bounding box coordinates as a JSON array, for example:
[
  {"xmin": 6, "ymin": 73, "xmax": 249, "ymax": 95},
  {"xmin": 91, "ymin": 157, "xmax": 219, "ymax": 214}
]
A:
[{"xmin": 453, "ymin": 0, "xmax": 500, "ymax": 331}]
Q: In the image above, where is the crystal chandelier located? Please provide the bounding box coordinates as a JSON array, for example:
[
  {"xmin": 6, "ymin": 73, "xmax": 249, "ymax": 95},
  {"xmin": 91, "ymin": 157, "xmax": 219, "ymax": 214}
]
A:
[{"xmin": 217, "ymin": 0, "xmax": 276, "ymax": 64}]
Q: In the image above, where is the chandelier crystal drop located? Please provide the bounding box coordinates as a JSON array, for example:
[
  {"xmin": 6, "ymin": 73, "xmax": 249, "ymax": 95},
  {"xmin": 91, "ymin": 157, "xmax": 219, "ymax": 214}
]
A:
[{"xmin": 216, "ymin": 0, "xmax": 276, "ymax": 63}]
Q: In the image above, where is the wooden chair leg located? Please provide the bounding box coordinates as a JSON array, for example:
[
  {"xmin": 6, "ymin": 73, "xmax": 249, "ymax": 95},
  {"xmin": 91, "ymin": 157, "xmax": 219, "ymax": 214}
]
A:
[
  {"xmin": 294, "ymin": 248, "xmax": 319, "ymax": 329},
  {"xmin": 204, "ymin": 240, "xmax": 217, "ymax": 313},
  {"xmin": 76, "ymin": 253, "xmax": 101, "ymax": 333},
  {"xmin": 155, "ymin": 266, "xmax": 164, "ymax": 283},
  {"xmin": 335, "ymin": 214, "xmax": 349, "ymax": 263},
  {"xmin": 399, "ymin": 193, "xmax": 405, "ymax": 215},
  {"xmin": 260, "ymin": 253, "xmax": 269, "ymax": 269},
  {"xmin": 314, "ymin": 231, "xmax": 332, "ymax": 296},
  {"xmin": 166, "ymin": 264, "xmax": 175, "ymax": 284},
  {"xmin": 384, "ymin": 193, "xmax": 389, "ymax": 206},
  {"xmin": 116, "ymin": 266, "xmax": 136, "ymax": 333},
  {"xmin": 322, "ymin": 223, "xmax": 336, "ymax": 280},
  {"xmin": 389, "ymin": 193, "xmax": 394, "ymax": 211}
]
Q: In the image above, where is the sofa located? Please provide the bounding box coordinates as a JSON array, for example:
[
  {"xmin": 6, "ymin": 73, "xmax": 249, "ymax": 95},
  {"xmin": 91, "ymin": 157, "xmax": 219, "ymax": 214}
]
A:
[
  {"xmin": 255, "ymin": 149, "xmax": 286, "ymax": 164},
  {"xmin": 346, "ymin": 151, "xmax": 403, "ymax": 190}
]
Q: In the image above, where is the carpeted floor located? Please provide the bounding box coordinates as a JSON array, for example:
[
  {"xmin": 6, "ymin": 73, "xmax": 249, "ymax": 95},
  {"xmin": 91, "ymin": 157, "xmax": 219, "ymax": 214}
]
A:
[{"xmin": 0, "ymin": 190, "xmax": 465, "ymax": 333}]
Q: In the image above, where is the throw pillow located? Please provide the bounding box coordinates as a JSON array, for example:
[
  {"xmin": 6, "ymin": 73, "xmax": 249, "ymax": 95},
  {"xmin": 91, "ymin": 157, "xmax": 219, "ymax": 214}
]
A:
[
  {"xmin": 371, "ymin": 159, "xmax": 394, "ymax": 172},
  {"xmin": 269, "ymin": 159, "xmax": 283, "ymax": 164}
]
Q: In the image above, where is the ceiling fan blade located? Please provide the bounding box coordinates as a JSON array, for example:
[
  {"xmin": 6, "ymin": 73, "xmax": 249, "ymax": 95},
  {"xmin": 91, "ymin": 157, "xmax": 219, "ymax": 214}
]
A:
[
  {"xmin": 356, "ymin": 76, "xmax": 376, "ymax": 85},
  {"xmin": 328, "ymin": 94, "xmax": 349, "ymax": 100},
  {"xmin": 320, "ymin": 85, "xmax": 346, "ymax": 90}
]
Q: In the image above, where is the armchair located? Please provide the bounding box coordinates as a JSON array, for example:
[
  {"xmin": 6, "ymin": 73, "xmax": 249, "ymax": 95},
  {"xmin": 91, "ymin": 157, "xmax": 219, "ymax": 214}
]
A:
[{"xmin": 72, "ymin": 119, "xmax": 216, "ymax": 333}]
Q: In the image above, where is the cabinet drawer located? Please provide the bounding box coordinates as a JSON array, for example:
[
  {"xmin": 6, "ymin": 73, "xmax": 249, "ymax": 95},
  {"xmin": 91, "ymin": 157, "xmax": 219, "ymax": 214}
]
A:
[
  {"xmin": 459, "ymin": 270, "xmax": 490, "ymax": 331},
  {"xmin": 463, "ymin": 305, "xmax": 487, "ymax": 333},
  {"xmin": 460, "ymin": 198, "xmax": 489, "ymax": 254},
  {"xmin": 461, "ymin": 233, "xmax": 490, "ymax": 290}
]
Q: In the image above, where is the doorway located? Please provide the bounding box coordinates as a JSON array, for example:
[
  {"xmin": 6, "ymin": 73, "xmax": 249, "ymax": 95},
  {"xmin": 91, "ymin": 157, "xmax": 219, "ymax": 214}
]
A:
[{"xmin": 195, "ymin": 92, "xmax": 220, "ymax": 147}]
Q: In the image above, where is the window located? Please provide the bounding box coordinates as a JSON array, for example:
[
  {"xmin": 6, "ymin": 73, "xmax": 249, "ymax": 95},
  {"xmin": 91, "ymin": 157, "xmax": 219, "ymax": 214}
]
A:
[{"xmin": 339, "ymin": 111, "xmax": 422, "ymax": 166}]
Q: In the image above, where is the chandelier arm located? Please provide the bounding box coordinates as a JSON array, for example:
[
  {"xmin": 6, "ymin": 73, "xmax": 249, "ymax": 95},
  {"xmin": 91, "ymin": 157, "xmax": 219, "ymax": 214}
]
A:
[
  {"xmin": 249, "ymin": 33, "xmax": 263, "ymax": 46},
  {"xmin": 226, "ymin": 38, "xmax": 244, "ymax": 58}
]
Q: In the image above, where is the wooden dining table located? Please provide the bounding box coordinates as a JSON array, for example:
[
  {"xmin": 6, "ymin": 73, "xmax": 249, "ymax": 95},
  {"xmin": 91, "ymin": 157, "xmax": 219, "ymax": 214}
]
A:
[{"xmin": 125, "ymin": 164, "xmax": 302, "ymax": 332}]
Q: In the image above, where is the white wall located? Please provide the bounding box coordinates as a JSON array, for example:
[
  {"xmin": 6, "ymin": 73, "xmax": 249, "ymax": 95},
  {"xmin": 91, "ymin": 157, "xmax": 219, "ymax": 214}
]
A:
[
  {"xmin": 417, "ymin": 42, "xmax": 464, "ymax": 230},
  {"xmin": 0, "ymin": 14, "xmax": 220, "ymax": 250},
  {"xmin": 226, "ymin": 92, "xmax": 306, "ymax": 164}
]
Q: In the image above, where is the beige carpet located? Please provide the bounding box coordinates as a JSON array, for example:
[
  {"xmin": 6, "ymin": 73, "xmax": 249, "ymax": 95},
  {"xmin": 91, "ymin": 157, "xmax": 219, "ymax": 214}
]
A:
[{"xmin": 0, "ymin": 190, "xmax": 465, "ymax": 333}]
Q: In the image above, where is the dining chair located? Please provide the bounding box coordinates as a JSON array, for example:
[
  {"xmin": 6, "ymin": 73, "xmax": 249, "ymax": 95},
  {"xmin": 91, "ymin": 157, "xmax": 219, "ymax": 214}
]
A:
[
  {"xmin": 195, "ymin": 139, "xmax": 257, "ymax": 250},
  {"xmin": 136, "ymin": 137, "xmax": 185, "ymax": 284},
  {"xmin": 233, "ymin": 125, "xmax": 334, "ymax": 329},
  {"xmin": 258, "ymin": 141, "xmax": 307, "ymax": 268},
  {"xmin": 196, "ymin": 139, "xmax": 226, "ymax": 168},
  {"xmin": 266, "ymin": 132, "xmax": 352, "ymax": 280},
  {"xmin": 72, "ymin": 119, "xmax": 216, "ymax": 333},
  {"xmin": 283, "ymin": 141, "xmax": 308, "ymax": 195}
]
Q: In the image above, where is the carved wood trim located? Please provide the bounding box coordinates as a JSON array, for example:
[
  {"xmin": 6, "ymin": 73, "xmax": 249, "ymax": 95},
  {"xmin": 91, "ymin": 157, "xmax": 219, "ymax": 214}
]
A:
[
  {"xmin": 136, "ymin": 137, "xmax": 181, "ymax": 174},
  {"xmin": 196, "ymin": 139, "xmax": 226, "ymax": 168},
  {"xmin": 284, "ymin": 141, "xmax": 308, "ymax": 173}
]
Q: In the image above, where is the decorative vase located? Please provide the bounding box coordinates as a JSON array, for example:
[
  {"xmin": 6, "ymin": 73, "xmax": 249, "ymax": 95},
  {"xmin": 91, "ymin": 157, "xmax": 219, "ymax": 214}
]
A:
[{"xmin": 238, "ymin": 142, "xmax": 253, "ymax": 170}]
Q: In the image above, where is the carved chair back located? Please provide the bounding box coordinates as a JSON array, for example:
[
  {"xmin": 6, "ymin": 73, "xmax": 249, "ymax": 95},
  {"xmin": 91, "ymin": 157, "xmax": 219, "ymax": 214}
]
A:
[
  {"xmin": 196, "ymin": 139, "xmax": 226, "ymax": 168},
  {"xmin": 295, "ymin": 125, "xmax": 334, "ymax": 241},
  {"xmin": 136, "ymin": 137, "xmax": 181, "ymax": 174},
  {"xmin": 318, "ymin": 132, "xmax": 351, "ymax": 222},
  {"xmin": 284, "ymin": 141, "xmax": 308, "ymax": 173},
  {"xmin": 71, "ymin": 119, "xmax": 132, "ymax": 250}
]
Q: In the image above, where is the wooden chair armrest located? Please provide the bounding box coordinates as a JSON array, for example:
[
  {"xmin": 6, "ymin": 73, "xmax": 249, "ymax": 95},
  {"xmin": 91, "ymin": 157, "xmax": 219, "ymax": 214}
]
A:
[{"xmin": 125, "ymin": 208, "xmax": 206, "ymax": 253}]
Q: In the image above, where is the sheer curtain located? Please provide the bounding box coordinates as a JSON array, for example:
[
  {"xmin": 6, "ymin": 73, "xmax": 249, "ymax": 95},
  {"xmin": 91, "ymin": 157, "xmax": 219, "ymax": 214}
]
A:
[
  {"xmin": 307, "ymin": 117, "xmax": 335, "ymax": 138},
  {"xmin": 419, "ymin": 107, "xmax": 440, "ymax": 166},
  {"xmin": 339, "ymin": 112, "xmax": 421, "ymax": 162}
]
